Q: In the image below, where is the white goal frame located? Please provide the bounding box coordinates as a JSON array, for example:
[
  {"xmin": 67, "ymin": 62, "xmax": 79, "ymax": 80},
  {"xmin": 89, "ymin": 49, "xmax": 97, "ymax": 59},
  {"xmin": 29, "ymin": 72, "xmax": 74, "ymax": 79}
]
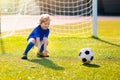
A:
[{"xmin": 92, "ymin": 0, "xmax": 97, "ymax": 37}]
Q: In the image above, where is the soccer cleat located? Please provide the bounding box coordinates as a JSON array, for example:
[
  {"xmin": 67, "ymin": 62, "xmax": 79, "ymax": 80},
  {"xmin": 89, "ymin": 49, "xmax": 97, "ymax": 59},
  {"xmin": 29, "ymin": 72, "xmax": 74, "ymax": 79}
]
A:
[
  {"xmin": 21, "ymin": 55, "xmax": 28, "ymax": 60},
  {"xmin": 37, "ymin": 52, "xmax": 49, "ymax": 57},
  {"xmin": 45, "ymin": 55, "xmax": 49, "ymax": 57},
  {"xmin": 37, "ymin": 52, "xmax": 44, "ymax": 57},
  {"xmin": 41, "ymin": 55, "xmax": 49, "ymax": 57}
]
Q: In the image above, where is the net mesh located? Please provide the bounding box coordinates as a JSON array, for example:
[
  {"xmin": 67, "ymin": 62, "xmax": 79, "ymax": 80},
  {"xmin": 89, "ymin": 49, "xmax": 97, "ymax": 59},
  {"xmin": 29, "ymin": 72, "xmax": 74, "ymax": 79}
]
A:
[{"xmin": 0, "ymin": 0, "xmax": 93, "ymax": 37}]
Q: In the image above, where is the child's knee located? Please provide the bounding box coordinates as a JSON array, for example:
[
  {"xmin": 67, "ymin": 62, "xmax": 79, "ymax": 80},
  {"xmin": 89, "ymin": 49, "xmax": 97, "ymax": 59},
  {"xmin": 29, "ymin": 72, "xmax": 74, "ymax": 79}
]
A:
[
  {"xmin": 31, "ymin": 40, "xmax": 36, "ymax": 44},
  {"xmin": 28, "ymin": 38, "xmax": 36, "ymax": 44},
  {"xmin": 43, "ymin": 40, "xmax": 48, "ymax": 45}
]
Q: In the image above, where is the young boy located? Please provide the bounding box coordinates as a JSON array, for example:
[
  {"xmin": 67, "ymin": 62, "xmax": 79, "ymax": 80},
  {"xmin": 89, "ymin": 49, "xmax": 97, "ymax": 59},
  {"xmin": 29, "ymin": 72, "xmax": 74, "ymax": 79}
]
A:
[{"xmin": 21, "ymin": 14, "xmax": 50, "ymax": 60}]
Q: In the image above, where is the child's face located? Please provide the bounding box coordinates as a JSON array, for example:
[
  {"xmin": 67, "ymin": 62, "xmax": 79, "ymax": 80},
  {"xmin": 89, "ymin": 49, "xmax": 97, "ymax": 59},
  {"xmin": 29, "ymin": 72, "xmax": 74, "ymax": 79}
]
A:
[{"xmin": 40, "ymin": 20, "xmax": 50, "ymax": 30}]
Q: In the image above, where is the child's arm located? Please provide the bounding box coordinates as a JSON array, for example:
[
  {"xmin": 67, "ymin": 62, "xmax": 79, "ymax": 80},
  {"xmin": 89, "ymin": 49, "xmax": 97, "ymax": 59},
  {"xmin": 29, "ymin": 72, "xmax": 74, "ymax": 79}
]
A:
[
  {"xmin": 36, "ymin": 38, "xmax": 41, "ymax": 52},
  {"xmin": 43, "ymin": 38, "xmax": 48, "ymax": 55}
]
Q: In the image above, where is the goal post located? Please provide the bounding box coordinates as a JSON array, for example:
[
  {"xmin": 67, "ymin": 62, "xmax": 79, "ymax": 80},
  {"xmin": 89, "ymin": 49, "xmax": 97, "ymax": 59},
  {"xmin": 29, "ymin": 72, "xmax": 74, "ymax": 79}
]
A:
[
  {"xmin": 92, "ymin": 0, "xmax": 97, "ymax": 37},
  {"xmin": 0, "ymin": 0, "xmax": 97, "ymax": 38}
]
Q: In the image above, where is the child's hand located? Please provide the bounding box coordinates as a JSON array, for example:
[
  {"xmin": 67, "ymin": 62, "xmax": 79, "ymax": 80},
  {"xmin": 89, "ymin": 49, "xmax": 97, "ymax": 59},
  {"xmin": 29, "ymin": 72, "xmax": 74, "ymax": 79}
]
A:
[{"xmin": 43, "ymin": 50, "xmax": 49, "ymax": 56}]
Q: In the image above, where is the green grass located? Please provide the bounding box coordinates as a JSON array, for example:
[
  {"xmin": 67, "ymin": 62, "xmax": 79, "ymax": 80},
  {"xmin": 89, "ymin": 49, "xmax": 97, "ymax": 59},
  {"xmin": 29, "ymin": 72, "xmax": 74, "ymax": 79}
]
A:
[{"xmin": 0, "ymin": 20, "xmax": 120, "ymax": 80}]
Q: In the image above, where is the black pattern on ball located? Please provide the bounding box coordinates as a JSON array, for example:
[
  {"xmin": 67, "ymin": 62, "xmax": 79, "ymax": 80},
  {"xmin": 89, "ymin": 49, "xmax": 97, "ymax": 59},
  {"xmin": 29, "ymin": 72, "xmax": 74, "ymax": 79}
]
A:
[
  {"xmin": 79, "ymin": 52, "xmax": 81, "ymax": 56},
  {"xmin": 82, "ymin": 58, "xmax": 87, "ymax": 62},
  {"xmin": 90, "ymin": 56, "xmax": 94, "ymax": 60},
  {"xmin": 85, "ymin": 50, "xmax": 90, "ymax": 55}
]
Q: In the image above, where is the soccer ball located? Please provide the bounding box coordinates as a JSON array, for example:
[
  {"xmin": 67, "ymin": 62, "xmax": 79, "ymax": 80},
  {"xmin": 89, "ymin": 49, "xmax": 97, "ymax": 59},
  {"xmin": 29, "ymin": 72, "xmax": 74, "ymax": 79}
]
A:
[{"xmin": 78, "ymin": 48, "xmax": 94, "ymax": 63}]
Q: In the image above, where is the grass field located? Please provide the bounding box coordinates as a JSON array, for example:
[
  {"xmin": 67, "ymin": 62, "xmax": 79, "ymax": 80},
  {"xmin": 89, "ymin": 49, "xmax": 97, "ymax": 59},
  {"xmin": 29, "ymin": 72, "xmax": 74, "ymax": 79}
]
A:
[{"xmin": 0, "ymin": 20, "xmax": 120, "ymax": 80}]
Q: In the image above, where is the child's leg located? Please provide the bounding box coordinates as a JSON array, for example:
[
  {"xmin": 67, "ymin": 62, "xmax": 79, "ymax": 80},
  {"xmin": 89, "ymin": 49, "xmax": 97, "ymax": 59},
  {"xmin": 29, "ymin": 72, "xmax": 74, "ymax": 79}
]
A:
[
  {"xmin": 40, "ymin": 44, "xmax": 44, "ymax": 53},
  {"xmin": 39, "ymin": 39, "xmax": 49, "ymax": 57},
  {"xmin": 23, "ymin": 38, "xmax": 35, "ymax": 55},
  {"xmin": 36, "ymin": 40, "xmax": 43, "ymax": 57}
]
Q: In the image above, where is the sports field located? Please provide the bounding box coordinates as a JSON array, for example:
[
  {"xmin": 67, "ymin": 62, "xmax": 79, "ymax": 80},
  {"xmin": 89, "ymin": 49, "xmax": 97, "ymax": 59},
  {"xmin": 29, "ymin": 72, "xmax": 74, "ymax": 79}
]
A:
[{"xmin": 0, "ymin": 20, "xmax": 120, "ymax": 80}]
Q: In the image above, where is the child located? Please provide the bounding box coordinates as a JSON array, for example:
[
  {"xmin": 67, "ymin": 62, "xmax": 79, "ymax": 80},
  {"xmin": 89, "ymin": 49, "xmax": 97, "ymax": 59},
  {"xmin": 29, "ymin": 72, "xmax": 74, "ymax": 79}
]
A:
[{"xmin": 21, "ymin": 14, "xmax": 50, "ymax": 60}]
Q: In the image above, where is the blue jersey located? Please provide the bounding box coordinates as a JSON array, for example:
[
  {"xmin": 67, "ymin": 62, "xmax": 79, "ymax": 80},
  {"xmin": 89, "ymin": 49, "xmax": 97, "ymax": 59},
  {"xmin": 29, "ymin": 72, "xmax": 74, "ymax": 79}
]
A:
[{"xmin": 27, "ymin": 25, "xmax": 50, "ymax": 41}]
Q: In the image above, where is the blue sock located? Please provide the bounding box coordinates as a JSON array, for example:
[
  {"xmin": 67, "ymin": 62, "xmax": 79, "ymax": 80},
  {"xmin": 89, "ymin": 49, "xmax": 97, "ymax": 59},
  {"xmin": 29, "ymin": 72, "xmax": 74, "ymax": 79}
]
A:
[
  {"xmin": 40, "ymin": 44, "xmax": 44, "ymax": 53},
  {"xmin": 24, "ymin": 42, "xmax": 34, "ymax": 55}
]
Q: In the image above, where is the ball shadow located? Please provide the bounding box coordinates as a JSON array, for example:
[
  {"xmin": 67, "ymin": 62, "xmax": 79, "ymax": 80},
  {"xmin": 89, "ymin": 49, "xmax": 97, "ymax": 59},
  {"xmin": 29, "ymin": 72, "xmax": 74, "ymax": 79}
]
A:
[
  {"xmin": 83, "ymin": 63, "xmax": 100, "ymax": 68},
  {"xmin": 29, "ymin": 58, "xmax": 64, "ymax": 70}
]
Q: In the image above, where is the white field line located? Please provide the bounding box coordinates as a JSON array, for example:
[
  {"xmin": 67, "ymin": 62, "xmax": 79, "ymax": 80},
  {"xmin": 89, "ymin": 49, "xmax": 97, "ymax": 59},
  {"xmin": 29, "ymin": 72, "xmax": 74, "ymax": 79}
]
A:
[{"xmin": 98, "ymin": 16, "xmax": 120, "ymax": 21}]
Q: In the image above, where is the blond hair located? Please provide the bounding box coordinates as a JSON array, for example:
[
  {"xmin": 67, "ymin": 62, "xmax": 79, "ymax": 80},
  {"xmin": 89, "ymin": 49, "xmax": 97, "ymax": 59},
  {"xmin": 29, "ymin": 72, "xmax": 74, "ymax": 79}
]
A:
[{"xmin": 39, "ymin": 14, "xmax": 50, "ymax": 24}]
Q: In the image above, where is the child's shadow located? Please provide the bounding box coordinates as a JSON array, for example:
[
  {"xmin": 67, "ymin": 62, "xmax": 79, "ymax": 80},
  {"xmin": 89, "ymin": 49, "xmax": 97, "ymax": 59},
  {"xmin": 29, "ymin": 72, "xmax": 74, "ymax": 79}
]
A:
[{"xmin": 29, "ymin": 58, "xmax": 64, "ymax": 70}]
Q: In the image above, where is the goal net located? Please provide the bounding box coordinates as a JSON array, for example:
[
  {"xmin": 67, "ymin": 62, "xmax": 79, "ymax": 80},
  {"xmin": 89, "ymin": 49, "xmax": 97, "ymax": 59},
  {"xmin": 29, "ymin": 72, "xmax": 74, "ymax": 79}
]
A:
[{"xmin": 0, "ymin": 0, "xmax": 97, "ymax": 38}]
